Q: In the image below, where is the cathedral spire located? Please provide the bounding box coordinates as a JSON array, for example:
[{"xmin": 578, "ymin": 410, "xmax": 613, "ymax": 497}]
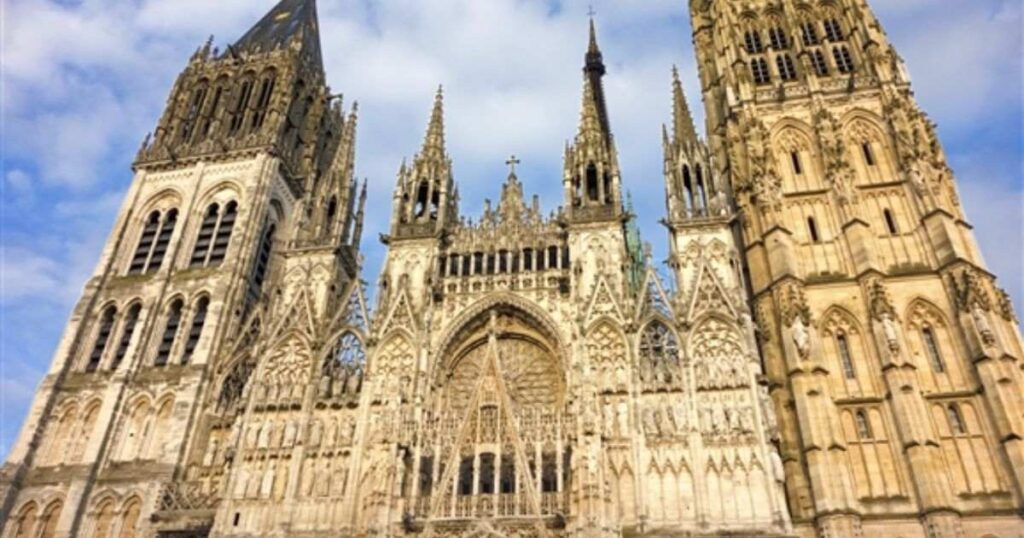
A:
[
  {"xmin": 420, "ymin": 85, "xmax": 447, "ymax": 160},
  {"xmin": 583, "ymin": 16, "xmax": 611, "ymax": 141},
  {"xmin": 232, "ymin": 0, "xmax": 323, "ymax": 69},
  {"xmin": 672, "ymin": 66, "xmax": 699, "ymax": 146}
]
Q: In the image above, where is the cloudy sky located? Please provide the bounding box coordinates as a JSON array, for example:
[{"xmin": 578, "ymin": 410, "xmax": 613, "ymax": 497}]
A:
[{"xmin": 1, "ymin": 0, "xmax": 1021, "ymax": 455}]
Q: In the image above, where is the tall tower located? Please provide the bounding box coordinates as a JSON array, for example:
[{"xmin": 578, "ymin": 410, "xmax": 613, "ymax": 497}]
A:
[
  {"xmin": 688, "ymin": 1, "xmax": 1024, "ymax": 537},
  {"xmin": 0, "ymin": 0, "xmax": 366, "ymax": 536}
]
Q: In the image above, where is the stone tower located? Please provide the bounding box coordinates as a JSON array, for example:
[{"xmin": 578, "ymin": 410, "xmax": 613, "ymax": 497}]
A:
[
  {"xmin": 0, "ymin": 0, "xmax": 364, "ymax": 536},
  {"xmin": 687, "ymin": 0, "xmax": 1024, "ymax": 537}
]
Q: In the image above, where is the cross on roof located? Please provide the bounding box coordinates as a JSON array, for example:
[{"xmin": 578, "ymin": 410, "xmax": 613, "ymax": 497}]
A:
[
  {"xmin": 587, "ymin": 4, "xmax": 597, "ymax": 17},
  {"xmin": 506, "ymin": 155, "xmax": 521, "ymax": 175}
]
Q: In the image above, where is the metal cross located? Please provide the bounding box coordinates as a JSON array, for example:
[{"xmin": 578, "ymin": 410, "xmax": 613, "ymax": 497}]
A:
[
  {"xmin": 506, "ymin": 155, "xmax": 521, "ymax": 175},
  {"xmin": 587, "ymin": 5, "xmax": 597, "ymax": 17}
]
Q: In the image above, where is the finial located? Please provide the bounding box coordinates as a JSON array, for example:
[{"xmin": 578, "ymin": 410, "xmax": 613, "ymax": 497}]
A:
[{"xmin": 587, "ymin": 8, "xmax": 600, "ymax": 54}]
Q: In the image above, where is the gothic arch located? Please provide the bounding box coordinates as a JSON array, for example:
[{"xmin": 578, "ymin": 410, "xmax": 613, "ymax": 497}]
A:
[
  {"xmin": 9, "ymin": 500, "xmax": 38, "ymax": 538},
  {"xmin": 586, "ymin": 320, "xmax": 630, "ymax": 394},
  {"xmin": 771, "ymin": 122, "xmax": 823, "ymax": 192},
  {"xmin": 194, "ymin": 180, "xmax": 244, "ymax": 211},
  {"xmin": 689, "ymin": 315, "xmax": 749, "ymax": 390},
  {"xmin": 138, "ymin": 188, "xmax": 184, "ymax": 216},
  {"xmin": 36, "ymin": 499, "xmax": 62, "ymax": 538},
  {"xmin": 434, "ymin": 293, "xmax": 568, "ymax": 370}
]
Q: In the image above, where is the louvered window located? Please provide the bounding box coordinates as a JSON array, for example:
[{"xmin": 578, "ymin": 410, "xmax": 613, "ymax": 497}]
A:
[
  {"xmin": 129, "ymin": 210, "xmax": 176, "ymax": 275},
  {"xmin": 182, "ymin": 298, "xmax": 208, "ymax": 364},
  {"xmin": 198, "ymin": 85, "xmax": 224, "ymax": 140},
  {"xmin": 179, "ymin": 85, "xmax": 208, "ymax": 142},
  {"xmin": 209, "ymin": 202, "xmax": 237, "ymax": 265},
  {"xmin": 155, "ymin": 300, "xmax": 183, "ymax": 367},
  {"xmin": 923, "ymin": 327, "xmax": 945, "ymax": 372},
  {"xmin": 148, "ymin": 209, "xmax": 177, "ymax": 270},
  {"xmin": 87, "ymin": 307, "xmax": 117, "ymax": 373},
  {"xmin": 111, "ymin": 304, "xmax": 141, "ymax": 371},
  {"xmin": 191, "ymin": 202, "xmax": 237, "ymax": 267}
]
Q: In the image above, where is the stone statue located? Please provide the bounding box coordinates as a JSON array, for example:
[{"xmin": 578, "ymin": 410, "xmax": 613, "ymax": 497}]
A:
[
  {"xmin": 880, "ymin": 312, "xmax": 900, "ymax": 352},
  {"xmin": 972, "ymin": 305, "xmax": 995, "ymax": 345},
  {"xmin": 790, "ymin": 317, "xmax": 811, "ymax": 359}
]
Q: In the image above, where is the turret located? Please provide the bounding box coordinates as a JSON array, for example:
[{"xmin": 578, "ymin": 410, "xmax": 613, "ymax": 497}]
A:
[{"xmin": 389, "ymin": 87, "xmax": 458, "ymax": 239}]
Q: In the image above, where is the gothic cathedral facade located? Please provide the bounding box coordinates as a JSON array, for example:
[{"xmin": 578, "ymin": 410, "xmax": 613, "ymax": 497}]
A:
[{"xmin": 2, "ymin": 1, "xmax": 1022, "ymax": 537}]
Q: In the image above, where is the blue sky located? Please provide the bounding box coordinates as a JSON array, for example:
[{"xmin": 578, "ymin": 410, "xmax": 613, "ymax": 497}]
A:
[{"xmin": 1, "ymin": 0, "xmax": 1021, "ymax": 457}]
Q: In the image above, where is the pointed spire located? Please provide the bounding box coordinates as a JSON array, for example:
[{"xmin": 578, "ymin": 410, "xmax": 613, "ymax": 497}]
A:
[
  {"xmin": 421, "ymin": 85, "xmax": 446, "ymax": 159},
  {"xmin": 579, "ymin": 77, "xmax": 603, "ymax": 139},
  {"xmin": 672, "ymin": 66, "xmax": 698, "ymax": 145},
  {"xmin": 232, "ymin": 0, "xmax": 322, "ymax": 68},
  {"xmin": 582, "ymin": 16, "xmax": 611, "ymax": 141}
]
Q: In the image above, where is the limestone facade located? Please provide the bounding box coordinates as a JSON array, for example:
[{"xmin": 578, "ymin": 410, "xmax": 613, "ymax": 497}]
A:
[{"xmin": 1, "ymin": 1, "xmax": 1021, "ymax": 537}]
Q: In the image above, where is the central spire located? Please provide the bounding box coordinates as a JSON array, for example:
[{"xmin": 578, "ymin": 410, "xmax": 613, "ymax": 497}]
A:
[{"xmin": 583, "ymin": 16, "xmax": 612, "ymax": 141}]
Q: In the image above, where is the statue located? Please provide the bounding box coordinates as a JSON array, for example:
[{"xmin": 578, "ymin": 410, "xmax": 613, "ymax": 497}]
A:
[
  {"xmin": 972, "ymin": 305, "xmax": 995, "ymax": 345},
  {"xmin": 880, "ymin": 312, "xmax": 900, "ymax": 352},
  {"xmin": 790, "ymin": 317, "xmax": 811, "ymax": 359}
]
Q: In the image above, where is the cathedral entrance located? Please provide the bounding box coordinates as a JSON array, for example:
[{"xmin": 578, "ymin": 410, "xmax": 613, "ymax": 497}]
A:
[{"xmin": 409, "ymin": 307, "xmax": 569, "ymax": 533}]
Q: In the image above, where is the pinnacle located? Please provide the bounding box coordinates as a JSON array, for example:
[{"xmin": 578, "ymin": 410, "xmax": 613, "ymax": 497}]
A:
[
  {"xmin": 672, "ymin": 66, "xmax": 698, "ymax": 146},
  {"xmin": 578, "ymin": 77, "xmax": 603, "ymax": 138},
  {"xmin": 421, "ymin": 85, "xmax": 446, "ymax": 158}
]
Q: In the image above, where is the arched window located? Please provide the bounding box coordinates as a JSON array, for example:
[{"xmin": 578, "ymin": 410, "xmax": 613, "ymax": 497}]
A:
[
  {"xmin": 751, "ymin": 58, "xmax": 771, "ymax": 85},
  {"xmin": 250, "ymin": 72, "xmax": 277, "ymax": 131},
  {"xmin": 855, "ymin": 410, "xmax": 873, "ymax": 439},
  {"xmin": 129, "ymin": 209, "xmax": 177, "ymax": 275},
  {"xmin": 801, "ymin": 22, "xmax": 820, "ymax": 45},
  {"xmin": 922, "ymin": 327, "xmax": 945, "ymax": 372},
  {"xmin": 541, "ymin": 452, "xmax": 558, "ymax": 492},
  {"xmin": 548, "ymin": 246, "xmax": 559, "ymax": 269},
  {"xmin": 191, "ymin": 201, "xmax": 237, "ymax": 267},
  {"xmin": 777, "ymin": 54, "xmax": 798, "ymax": 81},
  {"xmin": 768, "ymin": 27, "xmax": 789, "ymax": 49},
  {"xmin": 862, "ymin": 142, "xmax": 876, "ymax": 166},
  {"xmin": 228, "ymin": 76, "xmax": 255, "ymax": 136},
  {"xmin": 179, "ymin": 83, "xmax": 208, "ymax": 142},
  {"xmin": 744, "ymin": 30, "xmax": 765, "ymax": 53},
  {"xmin": 586, "ymin": 164, "xmax": 599, "ymax": 202},
  {"xmin": 947, "ymin": 404, "xmax": 966, "ymax": 435},
  {"xmin": 833, "ymin": 46, "xmax": 855, "ymax": 73},
  {"xmin": 198, "ymin": 79, "xmax": 227, "ymax": 140},
  {"xmin": 182, "ymin": 297, "xmax": 209, "ymax": 364},
  {"xmin": 682, "ymin": 165, "xmax": 695, "ymax": 212},
  {"xmin": 111, "ymin": 303, "xmax": 141, "ymax": 371},
  {"xmin": 155, "ymin": 300, "xmax": 183, "ymax": 366},
  {"xmin": 837, "ymin": 333, "xmax": 856, "ymax": 379},
  {"xmin": 247, "ymin": 222, "xmax": 277, "ymax": 303},
  {"xmin": 811, "ymin": 49, "xmax": 830, "ymax": 76},
  {"xmin": 883, "ymin": 209, "xmax": 899, "ymax": 235},
  {"xmin": 695, "ymin": 164, "xmax": 709, "ymax": 210},
  {"xmin": 790, "ymin": 151, "xmax": 803, "ymax": 175},
  {"xmin": 92, "ymin": 501, "xmax": 116, "ymax": 538},
  {"xmin": 11, "ymin": 502, "xmax": 38, "ymax": 538},
  {"xmin": 118, "ymin": 499, "xmax": 141, "ymax": 538},
  {"xmin": 808, "ymin": 217, "xmax": 820, "ymax": 243},
  {"xmin": 37, "ymin": 501, "xmax": 62, "ymax": 538},
  {"xmin": 824, "ymin": 18, "xmax": 845, "ymax": 42},
  {"xmin": 639, "ymin": 321, "xmax": 680, "ymax": 383},
  {"xmin": 87, "ymin": 306, "xmax": 117, "ymax": 372}
]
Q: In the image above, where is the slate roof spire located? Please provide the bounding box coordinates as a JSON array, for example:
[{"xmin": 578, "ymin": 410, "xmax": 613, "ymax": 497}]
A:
[{"xmin": 232, "ymin": 0, "xmax": 323, "ymax": 68}]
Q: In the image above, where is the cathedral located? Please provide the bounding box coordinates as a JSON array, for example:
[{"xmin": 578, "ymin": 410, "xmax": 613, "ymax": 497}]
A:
[{"xmin": 2, "ymin": 0, "xmax": 1023, "ymax": 536}]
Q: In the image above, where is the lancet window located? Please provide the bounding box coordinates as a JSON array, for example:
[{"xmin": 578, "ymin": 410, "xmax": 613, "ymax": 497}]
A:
[
  {"xmin": 111, "ymin": 303, "xmax": 141, "ymax": 371},
  {"xmin": 190, "ymin": 201, "xmax": 237, "ymax": 267},
  {"xmin": 179, "ymin": 81, "xmax": 209, "ymax": 143},
  {"xmin": 250, "ymin": 69, "xmax": 277, "ymax": 131},
  {"xmin": 154, "ymin": 300, "xmax": 183, "ymax": 366},
  {"xmin": 228, "ymin": 74, "xmax": 255, "ymax": 136},
  {"xmin": 181, "ymin": 297, "xmax": 209, "ymax": 364},
  {"xmin": 86, "ymin": 306, "xmax": 117, "ymax": 372},
  {"xmin": 129, "ymin": 209, "xmax": 178, "ymax": 275}
]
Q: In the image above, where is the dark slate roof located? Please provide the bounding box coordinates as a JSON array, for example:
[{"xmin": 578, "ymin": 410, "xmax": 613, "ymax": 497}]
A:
[{"xmin": 232, "ymin": 0, "xmax": 322, "ymax": 67}]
